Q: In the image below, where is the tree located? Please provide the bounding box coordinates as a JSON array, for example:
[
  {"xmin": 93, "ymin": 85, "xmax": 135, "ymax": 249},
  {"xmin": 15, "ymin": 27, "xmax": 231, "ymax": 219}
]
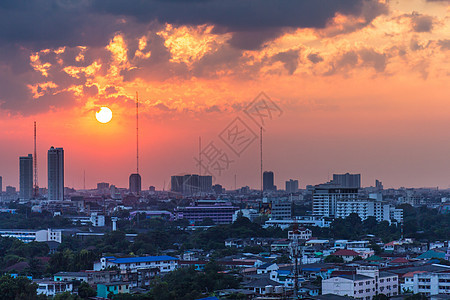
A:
[
  {"xmin": 324, "ymin": 255, "xmax": 344, "ymax": 263},
  {"xmin": 77, "ymin": 282, "xmax": 96, "ymax": 299},
  {"xmin": 0, "ymin": 275, "xmax": 40, "ymax": 300},
  {"xmin": 373, "ymin": 294, "xmax": 389, "ymax": 300},
  {"xmin": 54, "ymin": 292, "xmax": 81, "ymax": 300}
]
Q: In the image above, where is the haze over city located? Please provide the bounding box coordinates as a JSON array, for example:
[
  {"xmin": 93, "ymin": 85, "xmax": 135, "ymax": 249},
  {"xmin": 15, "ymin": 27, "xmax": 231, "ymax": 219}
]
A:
[{"xmin": 1, "ymin": 0, "xmax": 450, "ymax": 190}]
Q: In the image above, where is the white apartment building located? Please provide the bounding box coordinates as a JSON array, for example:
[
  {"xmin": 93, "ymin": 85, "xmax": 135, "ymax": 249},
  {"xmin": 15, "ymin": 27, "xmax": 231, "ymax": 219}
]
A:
[
  {"xmin": 0, "ymin": 228, "xmax": 62, "ymax": 243},
  {"xmin": 335, "ymin": 200, "xmax": 402, "ymax": 224},
  {"xmin": 94, "ymin": 256, "xmax": 178, "ymax": 273},
  {"xmin": 402, "ymin": 267, "xmax": 450, "ymax": 296},
  {"xmin": 322, "ymin": 267, "xmax": 398, "ymax": 300},
  {"xmin": 313, "ymin": 184, "xmax": 359, "ymax": 217},
  {"xmin": 264, "ymin": 216, "xmax": 332, "ymax": 229}
]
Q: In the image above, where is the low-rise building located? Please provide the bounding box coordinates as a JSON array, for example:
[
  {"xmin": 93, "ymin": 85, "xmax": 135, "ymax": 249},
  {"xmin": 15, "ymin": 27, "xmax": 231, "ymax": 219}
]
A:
[
  {"xmin": 35, "ymin": 280, "xmax": 73, "ymax": 297},
  {"xmin": 94, "ymin": 256, "xmax": 178, "ymax": 273},
  {"xmin": 0, "ymin": 229, "xmax": 62, "ymax": 243}
]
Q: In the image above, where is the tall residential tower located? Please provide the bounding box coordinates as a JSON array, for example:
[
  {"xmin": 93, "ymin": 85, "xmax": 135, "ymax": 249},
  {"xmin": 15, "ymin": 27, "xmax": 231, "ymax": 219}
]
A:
[
  {"xmin": 48, "ymin": 147, "xmax": 64, "ymax": 200},
  {"xmin": 19, "ymin": 154, "xmax": 33, "ymax": 201}
]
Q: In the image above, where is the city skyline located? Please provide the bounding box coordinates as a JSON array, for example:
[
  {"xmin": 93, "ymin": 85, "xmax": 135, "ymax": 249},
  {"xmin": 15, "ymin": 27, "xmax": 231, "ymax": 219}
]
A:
[{"xmin": 0, "ymin": 0, "xmax": 449, "ymax": 190}]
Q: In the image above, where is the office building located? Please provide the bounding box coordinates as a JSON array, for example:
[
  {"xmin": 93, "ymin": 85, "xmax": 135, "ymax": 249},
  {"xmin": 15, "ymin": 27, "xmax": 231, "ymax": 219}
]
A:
[
  {"xmin": 48, "ymin": 147, "xmax": 64, "ymax": 201},
  {"xmin": 285, "ymin": 179, "xmax": 299, "ymax": 193},
  {"xmin": 0, "ymin": 176, "xmax": 2, "ymax": 192},
  {"xmin": 171, "ymin": 174, "xmax": 212, "ymax": 195},
  {"xmin": 313, "ymin": 183, "xmax": 359, "ymax": 217},
  {"xmin": 129, "ymin": 174, "xmax": 141, "ymax": 195},
  {"xmin": 19, "ymin": 154, "xmax": 33, "ymax": 201},
  {"xmin": 332, "ymin": 173, "xmax": 361, "ymax": 188},
  {"xmin": 263, "ymin": 171, "xmax": 275, "ymax": 191}
]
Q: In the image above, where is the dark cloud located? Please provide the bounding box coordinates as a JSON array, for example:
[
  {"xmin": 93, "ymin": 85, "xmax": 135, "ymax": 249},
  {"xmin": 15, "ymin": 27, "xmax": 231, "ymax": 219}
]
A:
[
  {"xmin": 0, "ymin": 0, "xmax": 387, "ymax": 51},
  {"xmin": 409, "ymin": 12, "xmax": 435, "ymax": 33},
  {"xmin": 271, "ymin": 49, "xmax": 300, "ymax": 75},
  {"xmin": 359, "ymin": 49, "xmax": 386, "ymax": 72},
  {"xmin": 307, "ymin": 53, "xmax": 324, "ymax": 64},
  {"xmin": 438, "ymin": 40, "xmax": 450, "ymax": 50},
  {"xmin": 325, "ymin": 48, "xmax": 387, "ymax": 75},
  {"xmin": 0, "ymin": 0, "xmax": 389, "ymax": 114}
]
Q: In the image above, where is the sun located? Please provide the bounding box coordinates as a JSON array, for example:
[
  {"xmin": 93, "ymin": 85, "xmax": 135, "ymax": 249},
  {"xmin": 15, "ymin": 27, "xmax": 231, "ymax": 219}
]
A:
[{"xmin": 95, "ymin": 107, "xmax": 113, "ymax": 123}]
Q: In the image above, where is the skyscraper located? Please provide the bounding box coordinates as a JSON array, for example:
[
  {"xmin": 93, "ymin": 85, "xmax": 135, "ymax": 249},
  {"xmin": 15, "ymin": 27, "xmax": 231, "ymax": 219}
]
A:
[
  {"xmin": 48, "ymin": 147, "xmax": 64, "ymax": 201},
  {"xmin": 129, "ymin": 173, "xmax": 141, "ymax": 195},
  {"xmin": 263, "ymin": 171, "xmax": 275, "ymax": 191},
  {"xmin": 0, "ymin": 176, "xmax": 2, "ymax": 193},
  {"xmin": 19, "ymin": 154, "xmax": 33, "ymax": 201},
  {"xmin": 286, "ymin": 179, "xmax": 299, "ymax": 193},
  {"xmin": 332, "ymin": 173, "xmax": 361, "ymax": 188}
]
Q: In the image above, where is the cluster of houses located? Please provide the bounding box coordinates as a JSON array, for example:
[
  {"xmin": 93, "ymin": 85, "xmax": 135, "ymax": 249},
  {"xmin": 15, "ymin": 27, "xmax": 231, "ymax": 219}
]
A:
[{"xmin": 21, "ymin": 225, "xmax": 450, "ymax": 299}]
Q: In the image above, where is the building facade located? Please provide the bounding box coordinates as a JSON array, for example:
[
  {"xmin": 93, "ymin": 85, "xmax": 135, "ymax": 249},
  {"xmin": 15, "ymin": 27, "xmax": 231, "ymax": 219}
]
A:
[
  {"xmin": 19, "ymin": 154, "xmax": 33, "ymax": 201},
  {"xmin": 48, "ymin": 147, "xmax": 64, "ymax": 201}
]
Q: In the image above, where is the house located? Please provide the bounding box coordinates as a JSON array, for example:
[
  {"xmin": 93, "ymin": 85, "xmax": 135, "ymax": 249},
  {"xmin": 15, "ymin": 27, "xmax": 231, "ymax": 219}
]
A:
[
  {"xmin": 243, "ymin": 277, "xmax": 284, "ymax": 295},
  {"xmin": 299, "ymin": 282, "xmax": 320, "ymax": 296},
  {"xmin": 97, "ymin": 282, "xmax": 130, "ymax": 298},
  {"xmin": 330, "ymin": 249, "xmax": 361, "ymax": 262},
  {"xmin": 94, "ymin": 255, "xmax": 178, "ymax": 273},
  {"xmin": 257, "ymin": 262, "xmax": 279, "ymax": 274},
  {"xmin": 34, "ymin": 279, "xmax": 73, "ymax": 297},
  {"xmin": 288, "ymin": 228, "xmax": 312, "ymax": 240}
]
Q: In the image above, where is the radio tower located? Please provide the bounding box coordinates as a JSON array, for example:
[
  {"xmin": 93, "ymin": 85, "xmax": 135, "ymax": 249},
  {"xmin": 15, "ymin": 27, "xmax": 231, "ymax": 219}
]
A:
[
  {"xmin": 260, "ymin": 127, "xmax": 263, "ymax": 195},
  {"xmin": 136, "ymin": 91, "xmax": 139, "ymax": 175},
  {"xmin": 33, "ymin": 121, "xmax": 39, "ymax": 198}
]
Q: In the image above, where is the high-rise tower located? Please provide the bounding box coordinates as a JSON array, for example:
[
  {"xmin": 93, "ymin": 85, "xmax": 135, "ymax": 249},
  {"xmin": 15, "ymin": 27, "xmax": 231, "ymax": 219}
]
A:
[
  {"xmin": 19, "ymin": 154, "xmax": 33, "ymax": 201},
  {"xmin": 48, "ymin": 146, "xmax": 64, "ymax": 200}
]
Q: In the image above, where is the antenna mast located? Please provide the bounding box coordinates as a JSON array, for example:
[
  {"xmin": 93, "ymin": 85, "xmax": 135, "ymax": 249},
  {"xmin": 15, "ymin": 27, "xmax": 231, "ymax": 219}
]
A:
[
  {"xmin": 260, "ymin": 127, "xmax": 263, "ymax": 195},
  {"xmin": 33, "ymin": 121, "xmax": 39, "ymax": 198},
  {"xmin": 136, "ymin": 92, "xmax": 139, "ymax": 175},
  {"xmin": 199, "ymin": 136, "xmax": 202, "ymax": 175}
]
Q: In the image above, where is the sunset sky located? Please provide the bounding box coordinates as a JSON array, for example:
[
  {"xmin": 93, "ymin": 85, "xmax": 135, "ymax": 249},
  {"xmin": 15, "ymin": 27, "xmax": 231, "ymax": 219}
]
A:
[{"xmin": 0, "ymin": 0, "xmax": 449, "ymax": 191}]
